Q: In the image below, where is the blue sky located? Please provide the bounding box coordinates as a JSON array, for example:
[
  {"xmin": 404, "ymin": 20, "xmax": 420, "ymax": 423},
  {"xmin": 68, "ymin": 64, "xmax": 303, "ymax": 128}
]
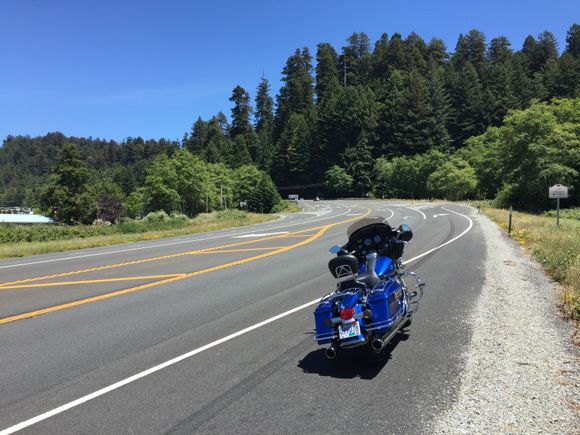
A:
[{"xmin": 1, "ymin": 0, "xmax": 578, "ymax": 142}]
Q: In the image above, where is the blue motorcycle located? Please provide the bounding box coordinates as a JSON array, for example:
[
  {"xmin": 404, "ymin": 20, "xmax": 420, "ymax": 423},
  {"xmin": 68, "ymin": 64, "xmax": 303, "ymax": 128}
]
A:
[{"xmin": 314, "ymin": 216, "xmax": 425, "ymax": 359}]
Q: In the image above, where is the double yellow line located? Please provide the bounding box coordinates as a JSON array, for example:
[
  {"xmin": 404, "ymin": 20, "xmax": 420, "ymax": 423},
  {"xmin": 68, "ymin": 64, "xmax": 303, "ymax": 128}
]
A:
[{"xmin": 0, "ymin": 210, "xmax": 370, "ymax": 324}]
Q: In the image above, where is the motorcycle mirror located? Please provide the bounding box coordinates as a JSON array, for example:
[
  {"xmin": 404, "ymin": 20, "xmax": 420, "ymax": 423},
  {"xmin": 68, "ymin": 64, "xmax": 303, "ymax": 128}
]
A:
[{"xmin": 329, "ymin": 245, "xmax": 342, "ymax": 254}]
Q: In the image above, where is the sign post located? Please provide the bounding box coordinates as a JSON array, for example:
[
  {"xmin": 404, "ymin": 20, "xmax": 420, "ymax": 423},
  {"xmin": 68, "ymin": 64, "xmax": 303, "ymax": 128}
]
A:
[{"xmin": 548, "ymin": 184, "xmax": 568, "ymax": 226}]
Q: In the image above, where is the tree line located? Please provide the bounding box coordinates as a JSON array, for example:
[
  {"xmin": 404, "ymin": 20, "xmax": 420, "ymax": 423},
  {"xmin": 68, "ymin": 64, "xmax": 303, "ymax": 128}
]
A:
[
  {"xmin": 183, "ymin": 24, "xmax": 579, "ymax": 207},
  {"xmin": 0, "ymin": 24, "xmax": 578, "ymax": 220}
]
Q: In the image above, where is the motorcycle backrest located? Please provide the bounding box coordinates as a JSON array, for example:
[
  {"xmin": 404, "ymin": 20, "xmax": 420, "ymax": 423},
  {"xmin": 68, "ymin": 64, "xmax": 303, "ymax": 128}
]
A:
[
  {"xmin": 328, "ymin": 254, "xmax": 359, "ymax": 279},
  {"xmin": 397, "ymin": 224, "xmax": 413, "ymax": 242}
]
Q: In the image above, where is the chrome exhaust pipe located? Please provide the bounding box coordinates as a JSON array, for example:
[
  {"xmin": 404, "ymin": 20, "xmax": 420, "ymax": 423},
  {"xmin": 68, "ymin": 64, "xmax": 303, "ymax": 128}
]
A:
[
  {"xmin": 371, "ymin": 314, "xmax": 411, "ymax": 353},
  {"xmin": 325, "ymin": 346, "xmax": 337, "ymax": 359},
  {"xmin": 371, "ymin": 338, "xmax": 384, "ymax": 353}
]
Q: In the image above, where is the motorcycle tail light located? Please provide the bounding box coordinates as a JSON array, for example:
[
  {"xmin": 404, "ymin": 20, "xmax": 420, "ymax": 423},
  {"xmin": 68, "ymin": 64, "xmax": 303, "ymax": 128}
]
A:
[{"xmin": 340, "ymin": 307, "xmax": 355, "ymax": 320}]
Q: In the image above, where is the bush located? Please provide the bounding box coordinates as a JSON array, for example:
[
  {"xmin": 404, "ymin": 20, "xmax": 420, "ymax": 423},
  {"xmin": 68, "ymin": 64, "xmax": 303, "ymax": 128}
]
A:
[
  {"xmin": 142, "ymin": 210, "xmax": 170, "ymax": 223},
  {"xmin": 541, "ymin": 207, "xmax": 580, "ymax": 220}
]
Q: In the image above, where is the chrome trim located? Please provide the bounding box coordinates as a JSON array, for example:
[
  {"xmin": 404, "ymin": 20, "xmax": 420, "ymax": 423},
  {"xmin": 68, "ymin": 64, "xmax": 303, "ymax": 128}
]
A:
[
  {"xmin": 314, "ymin": 332, "xmax": 337, "ymax": 341},
  {"xmin": 339, "ymin": 336, "xmax": 367, "ymax": 348},
  {"xmin": 371, "ymin": 314, "xmax": 410, "ymax": 353}
]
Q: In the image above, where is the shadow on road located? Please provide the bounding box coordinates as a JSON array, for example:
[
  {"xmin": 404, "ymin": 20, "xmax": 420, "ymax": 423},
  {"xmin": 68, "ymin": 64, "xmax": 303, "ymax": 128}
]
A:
[{"xmin": 297, "ymin": 331, "xmax": 409, "ymax": 380}]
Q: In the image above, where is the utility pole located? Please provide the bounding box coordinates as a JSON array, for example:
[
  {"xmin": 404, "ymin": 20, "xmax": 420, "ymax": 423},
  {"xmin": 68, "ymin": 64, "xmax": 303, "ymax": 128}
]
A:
[
  {"xmin": 219, "ymin": 180, "xmax": 223, "ymax": 209},
  {"xmin": 206, "ymin": 185, "xmax": 209, "ymax": 213}
]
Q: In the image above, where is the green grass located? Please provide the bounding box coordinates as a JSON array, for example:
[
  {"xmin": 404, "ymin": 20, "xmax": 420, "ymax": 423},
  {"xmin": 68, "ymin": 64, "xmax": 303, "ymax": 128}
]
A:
[
  {"xmin": 0, "ymin": 210, "xmax": 277, "ymax": 259},
  {"xmin": 481, "ymin": 205, "xmax": 580, "ymax": 321}
]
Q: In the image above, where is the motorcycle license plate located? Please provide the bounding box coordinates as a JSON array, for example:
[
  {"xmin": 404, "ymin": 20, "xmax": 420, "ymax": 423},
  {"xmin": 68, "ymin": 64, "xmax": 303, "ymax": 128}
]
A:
[{"xmin": 338, "ymin": 321, "xmax": 361, "ymax": 339}]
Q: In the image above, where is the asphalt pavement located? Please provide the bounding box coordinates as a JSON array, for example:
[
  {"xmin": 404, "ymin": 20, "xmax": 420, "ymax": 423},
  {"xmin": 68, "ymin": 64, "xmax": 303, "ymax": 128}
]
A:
[{"xmin": 0, "ymin": 200, "xmax": 484, "ymax": 434}]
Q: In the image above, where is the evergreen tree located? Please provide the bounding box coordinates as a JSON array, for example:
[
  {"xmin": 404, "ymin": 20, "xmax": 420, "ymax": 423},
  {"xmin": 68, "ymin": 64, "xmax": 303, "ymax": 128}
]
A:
[
  {"xmin": 343, "ymin": 132, "xmax": 373, "ymax": 195},
  {"xmin": 204, "ymin": 117, "xmax": 234, "ymax": 164},
  {"xmin": 40, "ymin": 143, "xmax": 92, "ymax": 224},
  {"xmin": 428, "ymin": 37, "xmax": 448, "ymax": 66},
  {"xmin": 565, "ymin": 23, "xmax": 580, "ymax": 57},
  {"xmin": 522, "ymin": 35, "xmax": 539, "ymax": 72},
  {"xmin": 553, "ymin": 53, "xmax": 580, "ymax": 97},
  {"xmin": 449, "ymin": 62, "xmax": 486, "ymax": 147},
  {"xmin": 371, "ymin": 33, "xmax": 390, "ymax": 80},
  {"xmin": 229, "ymin": 85, "xmax": 253, "ymax": 139},
  {"xmin": 488, "ymin": 37, "xmax": 512, "ymax": 64},
  {"xmin": 387, "ymin": 33, "xmax": 407, "ymax": 71},
  {"xmin": 232, "ymin": 135, "xmax": 253, "ymax": 168},
  {"xmin": 426, "ymin": 66, "xmax": 451, "ymax": 150},
  {"xmin": 275, "ymin": 48, "xmax": 315, "ymax": 137},
  {"xmin": 453, "ymin": 30, "xmax": 486, "ymax": 74},
  {"xmin": 391, "ymin": 69, "xmax": 433, "ymax": 154},
  {"xmin": 340, "ymin": 32, "xmax": 372, "ymax": 85},
  {"xmin": 536, "ymin": 31, "xmax": 559, "ymax": 66},
  {"xmin": 186, "ymin": 117, "xmax": 208, "ymax": 155},
  {"xmin": 273, "ymin": 113, "xmax": 312, "ymax": 185},
  {"xmin": 254, "ymin": 77, "xmax": 275, "ymax": 171},
  {"xmin": 376, "ymin": 69, "xmax": 406, "ymax": 156},
  {"xmin": 404, "ymin": 32, "xmax": 428, "ymax": 72},
  {"xmin": 315, "ymin": 43, "xmax": 340, "ymax": 103}
]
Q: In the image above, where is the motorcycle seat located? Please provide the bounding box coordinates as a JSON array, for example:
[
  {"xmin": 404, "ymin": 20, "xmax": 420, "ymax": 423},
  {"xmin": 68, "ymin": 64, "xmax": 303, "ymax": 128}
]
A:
[{"xmin": 338, "ymin": 271, "xmax": 381, "ymax": 291}]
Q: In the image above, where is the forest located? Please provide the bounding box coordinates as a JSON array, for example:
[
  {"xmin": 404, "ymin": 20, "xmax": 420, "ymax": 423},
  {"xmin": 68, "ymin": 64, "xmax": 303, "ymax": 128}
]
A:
[{"xmin": 0, "ymin": 24, "xmax": 578, "ymax": 223}]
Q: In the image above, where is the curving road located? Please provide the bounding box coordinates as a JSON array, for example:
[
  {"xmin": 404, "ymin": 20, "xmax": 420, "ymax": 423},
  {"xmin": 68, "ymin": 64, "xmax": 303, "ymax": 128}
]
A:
[{"xmin": 0, "ymin": 201, "xmax": 484, "ymax": 434}]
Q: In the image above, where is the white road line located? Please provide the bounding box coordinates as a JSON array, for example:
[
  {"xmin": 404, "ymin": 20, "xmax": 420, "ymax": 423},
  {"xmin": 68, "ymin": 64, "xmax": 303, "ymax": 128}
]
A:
[
  {"xmin": 402, "ymin": 205, "xmax": 473, "ymax": 265},
  {"xmin": 384, "ymin": 208, "xmax": 395, "ymax": 220},
  {"xmin": 0, "ymin": 207, "xmax": 354, "ymax": 270},
  {"xmin": 406, "ymin": 206, "xmax": 427, "ymax": 220},
  {"xmin": 0, "ymin": 299, "xmax": 320, "ymax": 435},
  {"xmin": 234, "ymin": 232, "xmax": 289, "ymax": 238},
  {"xmin": 0, "ymin": 205, "xmax": 474, "ymax": 434}
]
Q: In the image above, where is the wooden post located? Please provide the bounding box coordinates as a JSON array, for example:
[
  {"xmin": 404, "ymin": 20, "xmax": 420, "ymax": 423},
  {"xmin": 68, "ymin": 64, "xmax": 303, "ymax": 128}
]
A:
[{"xmin": 508, "ymin": 205, "xmax": 513, "ymax": 235}]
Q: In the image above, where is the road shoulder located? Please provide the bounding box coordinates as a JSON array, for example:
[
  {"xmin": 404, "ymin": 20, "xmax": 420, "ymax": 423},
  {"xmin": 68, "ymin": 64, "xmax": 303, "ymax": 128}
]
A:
[{"xmin": 433, "ymin": 212, "xmax": 578, "ymax": 434}]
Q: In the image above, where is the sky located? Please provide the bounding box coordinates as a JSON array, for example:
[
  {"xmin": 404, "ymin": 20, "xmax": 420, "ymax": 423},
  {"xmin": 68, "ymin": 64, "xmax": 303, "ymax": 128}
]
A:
[{"xmin": 1, "ymin": 0, "xmax": 578, "ymax": 143}]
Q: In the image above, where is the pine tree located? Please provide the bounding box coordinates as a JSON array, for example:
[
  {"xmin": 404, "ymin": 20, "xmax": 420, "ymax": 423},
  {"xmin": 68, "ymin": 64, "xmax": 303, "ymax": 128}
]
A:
[
  {"xmin": 315, "ymin": 43, "xmax": 340, "ymax": 103},
  {"xmin": 391, "ymin": 69, "xmax": 432, "ymax": 154},
  {"xmin": 232, "ymin": 135, "xmax": 253, "ymax": 167},
  {"xmin": 254, "ymin": 77, "xmax": 275, "ymax": 171},
  {"xmin": 449, "ymin": 62, "xmax": 485, "ymax": 147},
  {"xmin": 404, "ymin": 32, "xmax": 428, "ymax": 72},
  {"xmin": 426, "ymin": 66, "xmax": 451, "ymax": 150},
  {"xmin": 186, "ymin": 117, "xmax": 208, "ymax": 155},
  {"xmin": 428, "ymin": 37, "xmax": 447, "ymax": 66},
  {"xmin": 488, "ymin": 37, "xmax": 512, "ymax": 64},
  {"xmin": 340, "ymin": 32, "xmax": 372, "ymax": 85},
  {"xmin": 275, "ymin": 113, "xmax": 312, "ymax": 184},
  {"xmin": 40, "ymin": 143, "xmax": 92, "ymax": 224},
  {"xmin": 453, "ymin": 29, "xmax": 486, "ymax": 74},
  {"xmin": 371, "ymin": 33, "xmax": 390, "ymax": 80},
  {"xmin": 376, "ymin": 69, "xmax": 406, "ymax": 156},
  {"xmin": 343, "ymin": 132, "xmax": 373, "ymax": 195},
  {"xmin": 229, "ymin": 85, "xmax": 253, "ymax": 139},
  {"xmin": 485, "ymin": 37, "xmax": 518, "ymax": 124},
  {"xmin": 275, "ymin": 48, "xmax": 315, "ymax": 138},
  {"xmin": 554, "ymin": 53, "xmax": 580, "ymax": 97},
  {"xmin": 565, "ymin": 23, "xmax": 580, "ymax": 57}
]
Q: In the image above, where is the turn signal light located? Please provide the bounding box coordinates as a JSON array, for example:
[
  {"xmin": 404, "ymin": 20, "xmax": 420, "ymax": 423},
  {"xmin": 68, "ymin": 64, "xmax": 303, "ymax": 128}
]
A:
[{"xmin": 340, "ymin": 307, "xmax": 355, "ymax": 320}]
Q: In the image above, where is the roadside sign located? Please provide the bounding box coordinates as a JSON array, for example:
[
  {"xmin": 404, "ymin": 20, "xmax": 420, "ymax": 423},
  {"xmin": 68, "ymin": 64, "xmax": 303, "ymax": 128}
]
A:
[
  {"xmin": 288, "ymin": 194, "xmax": 299, "ymax": 200},
  {"xmin": 549, "ymin": 184, "xmax": 568, "ymax": 199}
]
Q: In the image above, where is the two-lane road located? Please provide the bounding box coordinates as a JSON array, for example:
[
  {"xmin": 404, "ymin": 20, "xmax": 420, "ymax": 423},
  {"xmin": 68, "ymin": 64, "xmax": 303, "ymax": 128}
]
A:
[{"xmin": 0, "ymin": 201, "xmax": 484, "ymax": 434}]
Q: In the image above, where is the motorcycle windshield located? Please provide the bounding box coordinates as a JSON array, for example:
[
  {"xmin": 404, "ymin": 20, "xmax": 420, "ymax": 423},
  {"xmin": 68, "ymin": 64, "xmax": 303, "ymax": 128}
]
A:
[{"xmin": 346, "ymin": 216, "xmax": 390, "ymax": 239}]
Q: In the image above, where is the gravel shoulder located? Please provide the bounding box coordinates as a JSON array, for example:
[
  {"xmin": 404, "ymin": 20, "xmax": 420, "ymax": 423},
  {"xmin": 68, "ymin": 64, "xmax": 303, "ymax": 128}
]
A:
[{"xmin": 433, "ymin": 212, "xmax": 578, "ymax": 434}]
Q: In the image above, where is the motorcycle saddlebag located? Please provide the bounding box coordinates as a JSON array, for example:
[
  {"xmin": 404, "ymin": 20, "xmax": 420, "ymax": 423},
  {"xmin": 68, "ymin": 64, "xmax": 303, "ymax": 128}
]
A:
[
  {"xmin": 314, "ymin": 299, "xmax": 334, "ymax": 344},
  {"xmin": 366, "ymin": 278, "xmax": 404, "ymax": 334}
]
